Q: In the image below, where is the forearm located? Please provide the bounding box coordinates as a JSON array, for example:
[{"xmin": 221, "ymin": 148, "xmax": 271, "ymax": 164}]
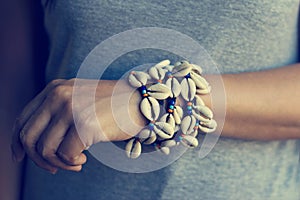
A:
[
  {"xmin": 212, "ymin": 63, "xmax": 300, "ymax": 140},
  {"xmin": 96, "ymin": 63, "xmax": 300, "ymax": 141}
]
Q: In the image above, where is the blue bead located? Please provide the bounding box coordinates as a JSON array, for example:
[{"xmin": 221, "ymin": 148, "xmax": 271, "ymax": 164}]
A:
[
  {"xmin": 139, "ymin": 85, "xmax": 147, "ymax": 94},
  {"xmin": 184, "ymin": 73, "xmax": 191, "ymax": 79},
  {"xmin": 169, "ymin": 105, "xmax": 174, "ymax": 109},
  {"xmin": 187, "ymin": 106, "xmax": 192, "ymax": 110},
  {"xmin": 178, "ymin": 136, "xmax": 182, "ymax": 141},
  {"xmin": 149, "ymin": 123, "xmax": 155, "ymax": 130}
]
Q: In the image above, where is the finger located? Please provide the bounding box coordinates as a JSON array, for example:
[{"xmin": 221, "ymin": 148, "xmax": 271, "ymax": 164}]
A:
[
  {"xmin": 12, "ymin": 80, "xmax": 65, "ymax": 161},
  {"xmin": 57, "ymin": 126, "xmax": 87, "ymax": 166},
  {"xmin": 12, "ymin": 95, "xmax": 48, "ymax": 161},
  {"xmin": 20, "ymin": 103, "xmax": 58, "ymax": 173},
  {"xmin": 11, "ymin": 127, "xmax": 26, "ymax": 163},
  {"xmin": 36, "ymin": 107, "xmax": 84, "ymax": 171},
  {"xmin": 11, "ymin": 125, "xmax": 25, "ymax": 162},
  {"xmin": 13, "ymin": 79, "xmax": 65, "ymax": 134}
]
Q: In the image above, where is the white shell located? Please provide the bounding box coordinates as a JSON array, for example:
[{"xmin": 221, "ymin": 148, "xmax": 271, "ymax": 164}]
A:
[
  {"xmin": 156, "ymin": 146, "xmax": 170, "ymax": 155},
  {"xmin": 194, "ymin": 95, "xmax": 205, "ymax": 106},
  {"xmin": 159, "ymin": 113, "xmax": 175, "ymax": 128},
  {"xmin": 161, "ymin": 139, "xmax": 177, "ymax": 148},
  {"xmin": 128, "ymin": 71, "xmax": 149, "ymax": 87},
  {"xmin": 192, "ymin": 105, "xmax": 213, "ymax": 122},
  {"xmin": 125, "ymin": 139, "xmax": 142, "ymax": 159},
  {"xmin": 147, "ymin": 84, "xmax": 171, "ymax": 99},
  {"xmin": 174, "ymin": 61, "xmax": 182, "ymax": 67},
  {"xmin": 174, "ymin": 125, "xmax": 180, "ymax": 133},
  {"xmin": 172, "ymin": 62, "xmax": 192, "ymax": 77},
  {"xmin": 153, "ymin": 122, "xmax": 174, "ymax": 139},
  {"xmin": 154, "ymin": 59, "xmax": 171, "ymax": 68},
  {"xmin": 166, "ymin": 77, "xmax": 181, "ymax": 97},
  {"xmin": 181, "ymin": 78, "xmax": 196, "ymax": 101},
  {"xmin": 199, "ymin": 119, "xmax": 217, "ymax": 133},
  {"xmin": 138, "ymin": 129, "xmax": 157, "ymax": 144},
  {"xmin": 181, "ymin": 115, "xmax": 197, "ymax": 135},
  {"xmin": 189, "ymin": 129, "xmax": 199, "ymax": 137},
  {"xmin": 149, "ymin": 66, "xmax": 166, "ymax": 81},
  {"xmin": 191, "ymin": 64, "xmax": 203, "ymax": 75},
  {"xmin": 196, "ymin": 86, "xmax": 212, "ymax": 95},
  {"xmin": 190, "ymin": 71, "xmax": 210, "ymax": 90},
  {"xmin": 140, "ymin": 97, "xmax": 160, "ymax": 121},
  {"xmin": 181, "ymin": 135, "xmax": 199, "ymax": 148},
  {"xmin": 163, "ymin": 65, "xmax": 174, "ymax": 72},
  {"xmin": 173, "ymin": 106, "xmax": 183, "ymax": 125}
]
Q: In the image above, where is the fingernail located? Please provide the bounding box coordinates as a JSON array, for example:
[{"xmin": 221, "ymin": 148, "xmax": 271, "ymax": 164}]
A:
[{"xmin": 50, "ymin": 169, "xmax": 58, "ymax": 175}]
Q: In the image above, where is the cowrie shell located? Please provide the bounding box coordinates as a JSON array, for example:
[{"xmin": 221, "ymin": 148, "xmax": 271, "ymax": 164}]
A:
[
  {"xmin": 199, "ymin": 119, "xmax": 217, "ymax": 133},
  {"xmin": 181, "ymin": 115, "xmax": 197, "ymax": 135},
  {"xmin": 153, "ymin": 122, "xmax": 174, "ymax": 139},
  {"xmin": 181, "ymin": 78, "xmax": 196, "ymax": 101},
  {"xmin": 147, "ymin": 83, "xmax": 171, "ymax": 99},
  {"xmin": 192, "ymin": 105, "xmax": 213, "ymax": 122},
  {"xmin": 125, "ymin": 138, "xmax": 142, "ymax": 159},
  {"xmin": 162, "ymin": 65, "xmax": 174, "ymax": 72},
  {"xmin": 172, "ymin": 62, "xmax": 192, "ymax": 77},
  {"xmin": 196, "ymin": 86, "xmax": 212, "ymax": 95},
  {"xmin": 159, "ymin": 113, "xmax": 176, "ymax": 128},
  {"xmin": 140, "ymin": 97, "xmax": 160, "ymax": 121},
  {"xmin": 173, "ymin": 106, "xmax": 183, "ymax": 125},
  {"xmin": 194, "ymin": 95, "xmax": 205, "ymax": 106},
  {"xmin": 149, "ymin": 66, "xmax": 166, "ymax": 81},
  {"xmin": 155, "ymin": 146, "xmax": 170, "ymax": 155},
  {"xmin": 161, "ymin": 139, "xmax": 177, "ymax": 148},
  {"xmin": 191, "ymin": 63, "xmax": 203, "ymax": 75},
  {"xmin": 190, "ymin": 71, "xmax": 210, "ymax": 90},
  {"xmin": 128, "ymin": 71, "xmax": 150, "ymax": 87},
  {"xmin": 181, "ymin": 135, "xmax": 198, "ymax": 148},
  {"xmin": 138, "ymin": 129, "xmax": 157, "ymax": 144},
  {"xmin": 166, "ymin": 77, "xmax": 181, "ymax": 98},
  {"xmin": 153, "ymin": 59, "xmax": 171, "ymax": 68},
  {"xmin": 189, "ymin": 129, "xmax": 199, "ymax": 137}
]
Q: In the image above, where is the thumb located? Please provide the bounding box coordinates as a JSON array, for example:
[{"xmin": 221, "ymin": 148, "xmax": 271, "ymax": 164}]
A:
[{"xmin": 57, "ymin": 126, "xmax": 87, "ymax": 166}]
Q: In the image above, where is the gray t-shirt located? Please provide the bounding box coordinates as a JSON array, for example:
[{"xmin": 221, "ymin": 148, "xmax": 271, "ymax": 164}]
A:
[{"xmin": 23, "ymin": 1, "xmax": 300, "ymax": 199}]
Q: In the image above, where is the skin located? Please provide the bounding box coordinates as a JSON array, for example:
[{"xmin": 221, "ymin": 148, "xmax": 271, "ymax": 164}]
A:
[
  {"xmin": 3, "ymin": 1, "xmax": 300, "ymax": 198},
  {"xmin": 11, "ymin": 64, "xmax": 300, "ymax": 174}
]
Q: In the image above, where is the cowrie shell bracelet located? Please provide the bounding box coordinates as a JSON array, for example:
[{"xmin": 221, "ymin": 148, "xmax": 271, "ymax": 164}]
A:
[{"xmin": 126, "ymin": 60, "xmax": 217, "ymax": 159}]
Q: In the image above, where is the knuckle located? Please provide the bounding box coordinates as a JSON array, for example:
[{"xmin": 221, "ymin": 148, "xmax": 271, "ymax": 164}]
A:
[
  {"xmin": 50, "ymin": 85, "xmax": 72, "ymax": 101},
  {"xmin": 19, "ymin": 128, "xmax": 28, "ymax": 144},
  {"xmin": 64, "ymin": 101, "xmax": 74, "ymax": 116},
  {"xmin": 68, "ymin": 78, "xmax": 76, "ymax": 84},
  {"xmin": 41, "ymin": 148, "xmax": 54, "ymax": 159},
  {"xmin": 37, "ymin": 143, "xmax": 53, "ymax": 159},
  {"xmin": 48, "ymin": 79, "xmax": 64, "ymax": 87}
]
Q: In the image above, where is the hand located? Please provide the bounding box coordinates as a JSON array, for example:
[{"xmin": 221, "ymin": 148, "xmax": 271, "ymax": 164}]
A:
[{"xmin": 11, "ymin": 79, "xmax": 143, "ymax": 173}]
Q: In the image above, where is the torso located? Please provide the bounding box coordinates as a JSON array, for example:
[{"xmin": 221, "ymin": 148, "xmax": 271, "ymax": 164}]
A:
[{"xmin": 23, "ymin": 1, "xmax": 300, "ymax": 199}]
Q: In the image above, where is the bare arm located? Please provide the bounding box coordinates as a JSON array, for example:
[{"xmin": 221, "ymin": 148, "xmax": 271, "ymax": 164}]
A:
[
  {"xmin": 11, "ymin": 61, "xmax": 300, "ymax": 174},
  {"xmin": 217, "ymin": 63, "xmax": 300, "ymax": 140}
]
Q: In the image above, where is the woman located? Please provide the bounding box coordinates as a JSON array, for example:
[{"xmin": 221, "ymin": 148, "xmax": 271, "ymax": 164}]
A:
[{"xmin": 7, "ymin": 0, "xmax": 300, "ymax": 199}]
